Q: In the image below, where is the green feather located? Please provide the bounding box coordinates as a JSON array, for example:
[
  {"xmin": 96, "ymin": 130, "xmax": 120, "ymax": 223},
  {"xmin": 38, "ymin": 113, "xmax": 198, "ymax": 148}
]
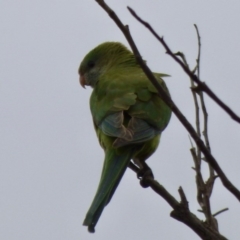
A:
[
  {"xmin": 79, "ymin": 42, "xmax": 171, "ymax": 232},
  {"xmin": 83, "ymin": 145, "xmax": 135, "ymax": 232}
]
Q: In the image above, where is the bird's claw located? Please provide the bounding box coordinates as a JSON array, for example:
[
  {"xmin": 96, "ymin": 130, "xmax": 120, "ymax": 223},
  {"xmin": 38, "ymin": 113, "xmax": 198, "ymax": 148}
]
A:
[{"xmin": 137, "ymin": 167, "xmax": 154, "ymax": 188}]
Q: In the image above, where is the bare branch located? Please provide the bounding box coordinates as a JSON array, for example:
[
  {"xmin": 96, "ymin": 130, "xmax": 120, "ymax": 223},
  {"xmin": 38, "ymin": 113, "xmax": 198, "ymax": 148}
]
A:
[
  {"xmin": 187, "ymin": 25, "xmax": 219, "ymax": 231},
  {"xmin": 128, "ymin": 162, "xmax": 228, "ymax": 240},
  {"xmin": 128, "ymin": 6, "xmax": 240, "ymax": 124},
  {"xmin": 194, "ymin": 25, "xmax": 214, "ymax": 185},
  {"xmin": 194, "ymin": 24, "xmax": 201, "ymax": 79}
]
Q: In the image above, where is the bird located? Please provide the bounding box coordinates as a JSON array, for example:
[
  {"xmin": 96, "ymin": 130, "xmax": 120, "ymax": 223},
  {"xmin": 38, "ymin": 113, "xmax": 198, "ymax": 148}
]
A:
[{"xmin": 78, "ymin": 42, "xmax": 171, "ymax": 233}]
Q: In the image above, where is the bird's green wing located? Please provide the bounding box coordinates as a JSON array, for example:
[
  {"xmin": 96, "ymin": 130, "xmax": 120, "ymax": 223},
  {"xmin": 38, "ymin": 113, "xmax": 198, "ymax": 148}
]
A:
[
  {"xmin": 90, "ymin": 70, "xmax": 171, "ymax": 147},
  {"xmin": 128, "ymin": 73, "xmax": 171, "ymax": 131}
]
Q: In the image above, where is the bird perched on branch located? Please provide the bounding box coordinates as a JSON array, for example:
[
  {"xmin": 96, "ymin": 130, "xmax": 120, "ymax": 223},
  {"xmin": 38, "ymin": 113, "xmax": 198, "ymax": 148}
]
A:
[{"xmin": 78, "ymin": 42, "xmax": 171, "ymax": 233}]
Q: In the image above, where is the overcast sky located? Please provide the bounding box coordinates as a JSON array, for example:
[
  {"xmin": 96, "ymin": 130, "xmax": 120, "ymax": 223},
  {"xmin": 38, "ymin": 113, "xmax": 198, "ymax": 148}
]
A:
[{"xmin": 1, "ymin": 1, "xmax": 240, "ymax": 239}]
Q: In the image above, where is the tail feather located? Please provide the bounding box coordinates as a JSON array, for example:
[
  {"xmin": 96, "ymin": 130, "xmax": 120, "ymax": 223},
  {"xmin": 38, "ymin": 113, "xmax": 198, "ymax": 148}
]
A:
[{"xmin": 83, "ymin": 148, "xmax": 134, "ymax": 233}]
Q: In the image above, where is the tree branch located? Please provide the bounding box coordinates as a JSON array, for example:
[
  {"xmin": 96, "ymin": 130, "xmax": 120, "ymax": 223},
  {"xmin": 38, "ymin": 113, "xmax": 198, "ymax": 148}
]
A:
[
  {"xmin": 128, "ymin": 162, "xmax": 228, "ymax": 240},
  {"xmin": 128, "ymin": 7, "xmax": 240, "ymax": 124},
  {"xmin": 183, "ymin": 25, "xmax": 219, "ymax": 230}
]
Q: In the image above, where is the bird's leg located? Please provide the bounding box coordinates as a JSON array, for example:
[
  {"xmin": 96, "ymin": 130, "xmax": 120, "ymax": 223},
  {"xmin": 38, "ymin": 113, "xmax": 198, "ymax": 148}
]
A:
[{"xmin": 133, "ymin": 158, "xmax": 154, "ymax": 188}]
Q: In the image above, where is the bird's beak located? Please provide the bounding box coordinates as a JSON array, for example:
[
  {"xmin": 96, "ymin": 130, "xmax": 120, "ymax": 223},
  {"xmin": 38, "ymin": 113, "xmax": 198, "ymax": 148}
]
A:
[{"xmin": 79, "ymin": 74, "xmax": 86, "ymax": 89}]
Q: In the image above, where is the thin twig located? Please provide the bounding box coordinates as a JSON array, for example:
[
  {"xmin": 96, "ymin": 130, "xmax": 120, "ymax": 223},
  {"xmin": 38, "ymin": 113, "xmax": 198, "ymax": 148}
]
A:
[
  {"xmin": 189, "ymin": 25, "xmax": 216, "ymax": 229},
  {"xmin": 213, "ymin": 208, "xmax": 229, "ymax": 217},
  {"xmin": 188, "ymin": 27, "xmax": 203, "ymax": 210},
  {"xmin": 194, "ymin": 24, "xmax": 201, "ymax": 79},
  {"xmin": 194, "ymin": 24, "xmax": 216, "ymax": 200},
  {"xmin": 175, "ymin": 51, "xmax": 201, "ymax": 145},
  {"xmin": 190, "ymin": 147, "xmax": 203, "ymax": 206}
]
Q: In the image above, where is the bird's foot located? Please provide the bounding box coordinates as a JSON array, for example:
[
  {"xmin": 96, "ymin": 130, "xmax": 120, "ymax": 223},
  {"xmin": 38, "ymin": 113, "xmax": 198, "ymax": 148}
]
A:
[{"xmin": 137, "ymin": 165, "xmax": 154, "ymax": 188}]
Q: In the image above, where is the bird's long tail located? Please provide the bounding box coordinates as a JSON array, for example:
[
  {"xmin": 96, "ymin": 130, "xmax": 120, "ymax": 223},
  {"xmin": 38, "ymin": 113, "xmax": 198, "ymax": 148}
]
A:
[{"xmin": 83, "ymin": 148, "xmax": 134, "ymax": 233}]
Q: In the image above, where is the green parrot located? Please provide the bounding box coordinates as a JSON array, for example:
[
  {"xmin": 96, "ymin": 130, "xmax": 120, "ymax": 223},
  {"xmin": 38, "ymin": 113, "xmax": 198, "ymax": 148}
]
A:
[{"xmin": 79, "ymin": 42, "xmax": 171, "ymax": 233}]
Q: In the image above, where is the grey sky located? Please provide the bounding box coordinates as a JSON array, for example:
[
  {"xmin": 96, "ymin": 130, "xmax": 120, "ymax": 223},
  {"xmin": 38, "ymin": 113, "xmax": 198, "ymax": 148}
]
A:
[{"xmin": 1, "ymin": 1, "xmax": 240, "ymax": 239}]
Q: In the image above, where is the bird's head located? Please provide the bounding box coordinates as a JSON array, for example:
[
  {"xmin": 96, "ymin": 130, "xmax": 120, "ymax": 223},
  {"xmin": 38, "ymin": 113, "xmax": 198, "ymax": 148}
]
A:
[
  {"xmin": 78, "ymin": 42, "xmax": 137, "ymax": 88},
  {"xmin": 78, "ymin": 46, "xmax": 102, "ymax": 88}
]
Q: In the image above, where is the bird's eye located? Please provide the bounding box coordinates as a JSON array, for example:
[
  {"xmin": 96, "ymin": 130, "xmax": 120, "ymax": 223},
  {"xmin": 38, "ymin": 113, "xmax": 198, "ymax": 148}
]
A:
[{"xmin": 88, "ymin": 61, "xmax": 95, "ymax": 68}]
